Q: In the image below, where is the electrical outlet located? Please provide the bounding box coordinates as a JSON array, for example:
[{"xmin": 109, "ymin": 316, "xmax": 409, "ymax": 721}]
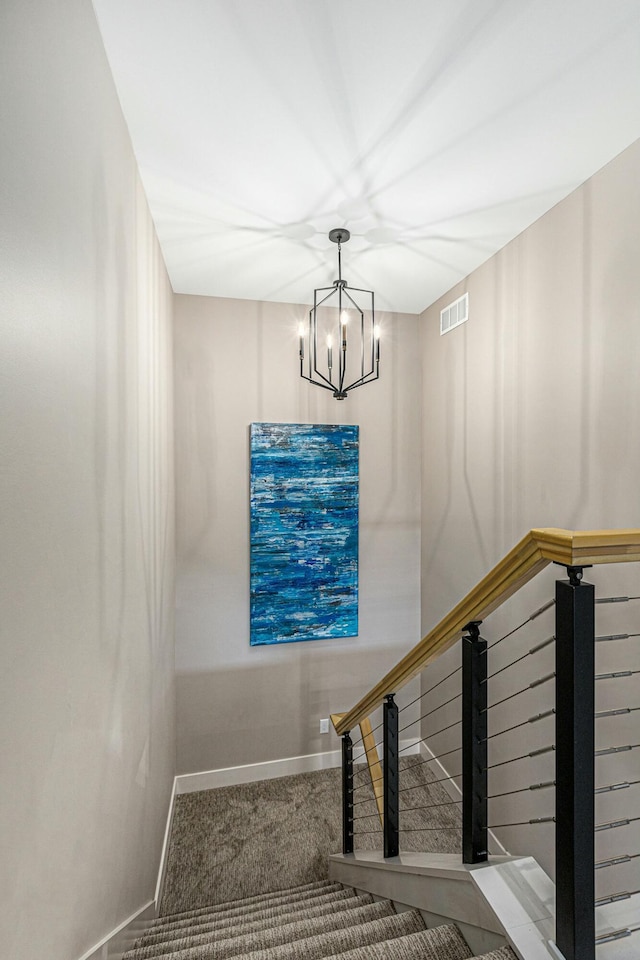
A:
[{"xmin": 319, "ymin": 718, "xmax": 329, "ymax": 734}]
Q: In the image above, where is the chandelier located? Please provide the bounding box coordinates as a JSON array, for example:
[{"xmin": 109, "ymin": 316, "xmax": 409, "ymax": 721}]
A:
[{"xmin": 298, "ymin": 228, "xmax": 380, "ymax": 400}]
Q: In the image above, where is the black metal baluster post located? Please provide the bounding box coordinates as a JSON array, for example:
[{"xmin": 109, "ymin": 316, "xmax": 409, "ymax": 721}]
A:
[
  {"xmin": 342, "ymin": 732, "xmax": 354, "ymax": 855},
  {"xmin": 555, "ymin": 566, "xmax": 595, "ymax": 960},
  {"xmin": 383, "ymin": 694, "xmax": 399, "ymax": 858},
  {"xmin": 462, "ymin": 621, "xmax": 488, "ymax": 864}
]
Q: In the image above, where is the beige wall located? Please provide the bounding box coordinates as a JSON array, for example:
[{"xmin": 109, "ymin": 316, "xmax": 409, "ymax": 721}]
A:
[
  {"xmin": 0, "ymin": 2, "xmax": 175, "ymax": 959},
  {"xmin": 173, "ymin": 294, "xmax": 421, "ymax": 773},
  {"xmin": 419, "ymin": 139, "xmax": 640, "ymax": 880}
]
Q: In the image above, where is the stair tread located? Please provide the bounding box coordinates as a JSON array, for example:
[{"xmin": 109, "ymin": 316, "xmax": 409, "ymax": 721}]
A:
[
  {"xmin": 124, "ymin": 900, "xmax": 395, "ymax": 960},
  {"xmin": 213, "ymin": 909, "xmax": 427, "ymax": 960},
  {"xmin": 321, "ymin": 924, "xmax": 472, "ymax": 960},
  {"xmin": 144, "ymin": 889, "xmax": 355, "ymax": 941},
  {"xmin": 155, "ymin": 880, "xmax": 338, "ymax": 924},
  {"xmin": 133, "ymin": 894, "xmax": 373, "ymax": 954}
]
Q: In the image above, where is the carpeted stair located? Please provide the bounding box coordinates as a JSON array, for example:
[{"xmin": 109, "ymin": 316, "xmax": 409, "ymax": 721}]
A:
[{"xmin": 125, "ymin": 879, "xmax": 517, "ymax": 960}]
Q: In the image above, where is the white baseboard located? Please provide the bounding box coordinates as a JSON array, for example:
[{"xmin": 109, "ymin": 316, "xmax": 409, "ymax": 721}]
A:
[
  {"xmin": 175, "ymin": 748, "xmax": 340, "ymax": 794},
  {"xmin": 154, "ymin": 779, "xmax": 178, "ymax": 906},
  {"xmin": 175, "ymin": 739, "xmax": 421, "ymax": 796},
  {"xmin": 418, "ymin": 742, "xmax": 509, "ymax": 857},
  {"xmin": 77, "ymin": 901, "xmax": 156, "ymax": 960}
]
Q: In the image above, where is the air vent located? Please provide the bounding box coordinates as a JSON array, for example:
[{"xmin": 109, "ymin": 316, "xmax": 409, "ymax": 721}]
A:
[{"xmin": 440, "ymin": 292, "xmax": 469, "ymax": 335}]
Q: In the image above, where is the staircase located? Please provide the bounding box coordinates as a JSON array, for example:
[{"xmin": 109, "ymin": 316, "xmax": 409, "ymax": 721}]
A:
[{"xmin": 124, "ymin": 879, "xmax": 517, "ymax": 960}]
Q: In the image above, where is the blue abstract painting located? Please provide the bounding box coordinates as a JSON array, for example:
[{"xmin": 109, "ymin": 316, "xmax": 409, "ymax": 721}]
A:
[{"xmin": 250, "ymin": 422, "xmax": 359, "ymax": 646}]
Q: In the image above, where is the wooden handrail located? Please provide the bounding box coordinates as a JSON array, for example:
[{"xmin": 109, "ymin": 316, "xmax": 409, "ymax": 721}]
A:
[{"xmin": 335, "ymin": 528, "xmax": 640, "ymax": 735}]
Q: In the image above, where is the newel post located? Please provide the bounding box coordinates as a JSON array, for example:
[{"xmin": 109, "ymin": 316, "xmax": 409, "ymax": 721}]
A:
[
  {"xmin": 462, "ymin": 621, "xmax": 488, "ymax": 864},
  {"xmin": 555, "ymin": 566, "xmax": 595, "ymax": 960}
]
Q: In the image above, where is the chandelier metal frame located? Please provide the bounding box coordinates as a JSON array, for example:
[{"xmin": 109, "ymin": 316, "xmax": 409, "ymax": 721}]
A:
[{"xmin": 299, "ymin": 228, "xmax": 380, "ymax": 400}]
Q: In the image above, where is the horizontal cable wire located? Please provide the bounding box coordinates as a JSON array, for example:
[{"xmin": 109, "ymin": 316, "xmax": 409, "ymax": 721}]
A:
[
  {"xmin": 482, "ymin": 708, "xmax": 555, "ymax": 742},
  {"xmin": 352, "ymin": 828, "xmax": 382, "ymax": 836},
  {"xmin": 352, "ymin": 734, "xmax": 380, "ymax": 757},
  {"xmin": 596, "ymin": 669, "xmax": 640, "ymax": 680},
  {"xmin": 596, "ymin": 779, "xmax": 640, "ymax": 794},
  {"xmin": 363, "ymin": 748, "xmax": 463, "ymax": 792},
  {"xmin": 351, "ymin": 774, "xmax": 380, "ymax": 790},
  {"xmin": 596, "ymin": 925, "xmax": 640, "ymax": 945},
  {"xmin": 351, "ymin": 771, "xmax": 380, "ymax": 788},
  {"xmin": 352, "ymin": 757, "xmax": 371, "ymax": 768},
  {"xmin": 486, "ymin": 744, "xmax": 555, "ymax": 770},
  {"xmin": 397, "ymin": 770, "xmax": 461, "ymax": 796},
  {"xmin": 485, "ymin": 673, "xmax": 555, "ymax": 712},
  {"xmin": 354, "ymin": 748, "xmax": 462, "ymax": 803},
  {"xmin": 349, "ymin": 729, "xmax": 366, "ymax": 746},
  {"xmin": 355, "ymin": 796, "xmax": 463, "ymax": 821},
  {"xmin": 403, "ymin": 717, "xmax": 460, "ymax": 744},
  {"xmin": 596, "ymin": 707, "xmax": 640, "ymax": 719},
  {"xmin": 349, "ymin": 740, "xmax": 367, "ymax": 761},
  {"xmin": 352, "ymin": 766, "xmax": 377, "ymax": 779},
  {"xmin": 483, "ymin": 600, "xmax": 555, "ymax": 654},
  {"xmin": 488, "ymin": 816, "xmax": 555, "ymax": 828},
  {"xmin": 357, "ymin": 740, "xmax": 560, "ymax": 789},
  {"xmin": 401, "ymin": 742, "xmax": 462, "ymax": 763},
  {"xmin": 363, "ymin": 758, "xmax": 440, "ymax": 791},
  {"xmin": 354, "ymin": 771, "xmax": 384, "ymax": 791},
  {"xmin": 353, "ymin": 753, "xmax": 381, "ymax": 770},
  {"xmin": 398, "ymin": 664, "xmax": 462, "ymax": 717},
  {"xmin": 488, "ymin": 780, "xmax": 555, "ymax": 800},
  {"xmin": 596, "ymin": 890, "xmax": 640, "ymax": 908},
  {"xmin": 596, "ymin": 853, "xmax": 640, "ymax": 870},
  {"xmin": 352, "ymin": 746, "xmax": 379, "ymax": 765},
  {"xmin": 355, "ymin": 748, "xmax": 436, "ymax": 788},
  {"xmin": 596, "ymin": 632, "xmax": 640, "ymax": 643},
  {"xmin": 596, "ymin": 743, "xmax": 640, "ymax": 758},
  {"xmin": 400, "ymin": 825, "xmax": 460, "ymax": 832},
  {"xmin": 353, "ymin": 793, "xmax": 384, "ymax": 808},
  {"xmin": 400, "ymin": 799, "xmax": 462, "ymax": 813},
  {"xmin": 596, "ymin": 596, "xmax": 640, "ymax": 604},
  {"xmin": 399, "ymin": 691, "xmax": 462, "ymax": 734},
  {"xmin": 351, "ymin": 743, "xmax": 384, "ymax": 779},
  {"xmin": 352, "ymin": 770, "xmax": 379, "ymax": 785},
  {"xmin": 595, "ymin": 816, "xmax": 640, "ymax": 832},
  {"xmin": 346, "ymin": 728, "xmax": 364, "ymax": 745},
  {"xmin": 346, "ymin": 717, "xmax": 385, "ymax": 744},
  {"xmin": 483, "ymin": 637, "xmax": 555, "ymax": 683},
  {"xmin": 352, "ymin": 777, "xmax": 382, "ymax": 793}
]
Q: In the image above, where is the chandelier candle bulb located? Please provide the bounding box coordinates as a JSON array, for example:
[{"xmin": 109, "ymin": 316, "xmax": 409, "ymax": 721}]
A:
[
  {"xmin": 298, "ymin": 323, "xmax": 305, "ymax": 360},
  {"xmin": 327, "ymin": 334, "xmax": 333, "ymax": 371}
]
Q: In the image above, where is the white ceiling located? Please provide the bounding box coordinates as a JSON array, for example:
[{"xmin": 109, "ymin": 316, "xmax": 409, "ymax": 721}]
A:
[{"xmin": 92, "ymin": 0, "xmax": 640, "ymax": 314}]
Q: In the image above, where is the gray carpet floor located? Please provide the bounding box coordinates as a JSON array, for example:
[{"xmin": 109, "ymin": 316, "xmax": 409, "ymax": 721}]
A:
[{"xmin": 160, "ymin": 757, "xmax": 461, "ymax": 916}]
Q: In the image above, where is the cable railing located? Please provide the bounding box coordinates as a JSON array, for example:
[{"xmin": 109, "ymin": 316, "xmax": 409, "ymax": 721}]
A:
[{"xmin": 332, "ymin": 528, "xmax": 640, "ymax": 960}]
